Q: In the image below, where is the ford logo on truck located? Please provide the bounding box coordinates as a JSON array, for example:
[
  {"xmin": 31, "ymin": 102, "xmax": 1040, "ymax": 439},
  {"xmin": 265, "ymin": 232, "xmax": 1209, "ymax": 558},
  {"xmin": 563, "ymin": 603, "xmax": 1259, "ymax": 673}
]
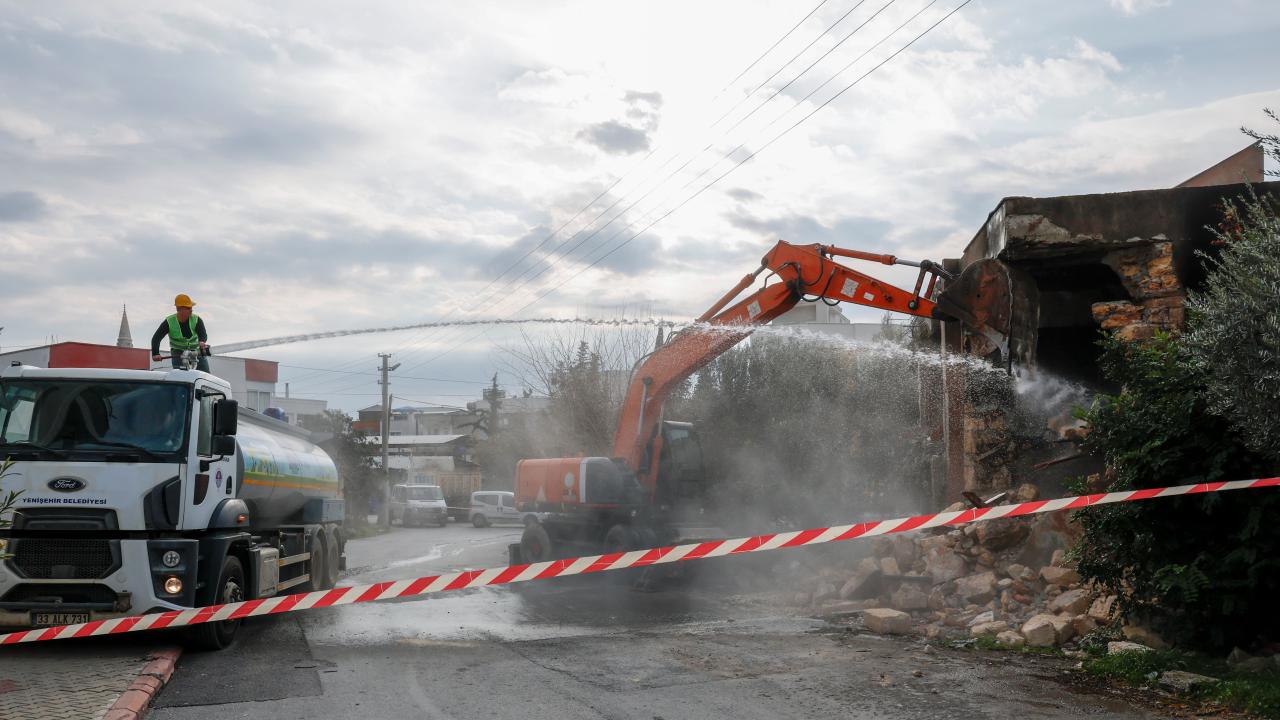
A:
[{"xmin": 47, "ymin": 478, "xmax": 86, "ymax": 493}]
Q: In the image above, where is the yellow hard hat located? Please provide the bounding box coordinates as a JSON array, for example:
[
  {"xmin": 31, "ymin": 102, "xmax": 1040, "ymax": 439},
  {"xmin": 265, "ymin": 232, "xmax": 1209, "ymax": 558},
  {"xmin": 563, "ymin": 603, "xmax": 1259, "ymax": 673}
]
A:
[{"xmin": 174, "ymin": 293, "xmax": 195, "ymax": 308}]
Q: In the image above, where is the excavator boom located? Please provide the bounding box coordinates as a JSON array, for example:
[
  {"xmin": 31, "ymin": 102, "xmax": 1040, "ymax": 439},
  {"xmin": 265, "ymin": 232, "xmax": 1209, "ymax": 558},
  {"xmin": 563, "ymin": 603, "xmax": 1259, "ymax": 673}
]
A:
[{"xmin": 612, "ymin": 239, "xmax": 958, "ymax": 495}]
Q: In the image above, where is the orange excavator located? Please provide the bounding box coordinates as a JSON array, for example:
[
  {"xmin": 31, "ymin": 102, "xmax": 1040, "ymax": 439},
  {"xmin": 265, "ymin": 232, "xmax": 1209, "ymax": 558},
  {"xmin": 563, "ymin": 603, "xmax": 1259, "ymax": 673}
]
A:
[{"xmin": 512, "ymin": 239, "xmax": 1033, "ymax": 563}]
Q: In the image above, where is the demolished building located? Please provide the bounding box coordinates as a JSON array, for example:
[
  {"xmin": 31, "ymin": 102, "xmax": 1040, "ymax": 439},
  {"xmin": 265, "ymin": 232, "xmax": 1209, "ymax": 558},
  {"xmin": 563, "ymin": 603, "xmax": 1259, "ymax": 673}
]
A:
[{"xmin": 930, "ymin": 147, "xmax": 1278, "ymax": 500}]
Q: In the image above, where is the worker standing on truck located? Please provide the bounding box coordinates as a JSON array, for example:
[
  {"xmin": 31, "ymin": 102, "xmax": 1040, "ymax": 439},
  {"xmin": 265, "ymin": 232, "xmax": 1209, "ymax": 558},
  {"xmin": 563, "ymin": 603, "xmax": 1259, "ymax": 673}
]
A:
[{"xmin": 151, "ymin": 293, "xmax": 210, "ymax": 372}]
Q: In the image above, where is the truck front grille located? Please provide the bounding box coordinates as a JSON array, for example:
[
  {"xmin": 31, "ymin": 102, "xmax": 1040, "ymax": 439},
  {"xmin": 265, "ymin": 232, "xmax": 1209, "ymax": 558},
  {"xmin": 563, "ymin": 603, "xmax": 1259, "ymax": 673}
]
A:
[{"xmin": 8, "ymin": 539, "xmax": 120, "ymax": 580}]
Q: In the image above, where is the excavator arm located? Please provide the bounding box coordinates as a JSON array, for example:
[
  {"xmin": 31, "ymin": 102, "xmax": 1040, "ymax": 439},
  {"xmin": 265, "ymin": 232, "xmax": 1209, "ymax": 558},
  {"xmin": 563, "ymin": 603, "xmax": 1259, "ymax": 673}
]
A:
[{"xmin": 612, "ymin": 239, "xmax": 959, "ymax": 494}]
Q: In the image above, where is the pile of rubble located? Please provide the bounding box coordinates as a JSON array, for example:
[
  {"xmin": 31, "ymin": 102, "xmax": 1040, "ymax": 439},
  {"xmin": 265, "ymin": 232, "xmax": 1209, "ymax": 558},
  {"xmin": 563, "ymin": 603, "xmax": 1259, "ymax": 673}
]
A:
[{"xmin": 793, "ymin": 484, "xmax": 1164, "ymax": 650}]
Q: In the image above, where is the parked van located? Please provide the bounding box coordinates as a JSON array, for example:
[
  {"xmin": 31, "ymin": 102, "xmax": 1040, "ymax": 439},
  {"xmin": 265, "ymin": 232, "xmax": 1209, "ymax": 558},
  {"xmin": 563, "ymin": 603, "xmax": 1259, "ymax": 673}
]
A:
[
  {"xmin": 390, "ymin": 484, "xmax": 448, "ymax": 527},
  {"xmin": 470, "ymin": 491, "xmax": 540, "ymax": 528}
]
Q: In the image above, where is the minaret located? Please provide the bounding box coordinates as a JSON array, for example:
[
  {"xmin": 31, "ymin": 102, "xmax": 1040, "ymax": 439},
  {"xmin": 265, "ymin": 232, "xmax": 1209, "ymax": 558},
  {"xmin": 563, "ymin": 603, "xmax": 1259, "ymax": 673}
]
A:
[{"xmin": 116, "ymin": 305, "xmax": 133, "ymax": 348}]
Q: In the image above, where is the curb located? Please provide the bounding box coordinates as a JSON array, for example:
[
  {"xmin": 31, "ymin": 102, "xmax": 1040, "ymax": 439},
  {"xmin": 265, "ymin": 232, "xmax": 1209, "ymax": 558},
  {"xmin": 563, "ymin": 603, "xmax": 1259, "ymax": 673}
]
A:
[{"xmin": 101, "ymin": 646, "xmax": 182, "ymax": 720}]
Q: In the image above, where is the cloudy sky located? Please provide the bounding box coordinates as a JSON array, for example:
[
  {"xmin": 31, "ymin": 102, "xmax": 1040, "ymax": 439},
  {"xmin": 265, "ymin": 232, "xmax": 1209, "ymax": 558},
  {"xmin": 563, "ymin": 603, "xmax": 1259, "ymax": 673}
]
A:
[{"xmin": 2, "ymin": 0, "xmax": 1277, "ymax": 411}]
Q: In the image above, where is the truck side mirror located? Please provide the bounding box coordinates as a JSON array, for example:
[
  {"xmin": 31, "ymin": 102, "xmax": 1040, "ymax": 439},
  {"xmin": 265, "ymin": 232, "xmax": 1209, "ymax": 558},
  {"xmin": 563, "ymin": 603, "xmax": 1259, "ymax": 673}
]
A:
[
  {"xmin": 213, "ymin": 399, "xmax": 239, "ymax": 436},
  {"xmin": 211, "ymin": 434, "xmax": 236, "ymax": 456}
]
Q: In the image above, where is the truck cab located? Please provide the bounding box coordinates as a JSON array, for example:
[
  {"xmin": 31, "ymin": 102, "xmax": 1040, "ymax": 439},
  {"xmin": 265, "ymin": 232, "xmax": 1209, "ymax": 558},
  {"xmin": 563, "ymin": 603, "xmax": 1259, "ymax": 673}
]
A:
[{"xmin": 0, "ymin": 364, "xmax": 343, "ymax": 649}]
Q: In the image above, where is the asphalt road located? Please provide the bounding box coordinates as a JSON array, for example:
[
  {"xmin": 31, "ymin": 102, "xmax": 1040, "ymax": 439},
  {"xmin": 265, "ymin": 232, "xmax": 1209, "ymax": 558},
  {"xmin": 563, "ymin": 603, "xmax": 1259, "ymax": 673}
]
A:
[{"xmin": 147, "ymin": 521, "xmax": 1166, "ymax": 720}]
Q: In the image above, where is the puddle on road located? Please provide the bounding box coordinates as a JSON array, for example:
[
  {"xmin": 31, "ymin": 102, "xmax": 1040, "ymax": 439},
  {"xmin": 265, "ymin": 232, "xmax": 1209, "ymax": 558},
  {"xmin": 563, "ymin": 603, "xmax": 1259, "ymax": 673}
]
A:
[{"xmin": 303, "ymin": 572, "xmax": 799, "ymax": 649}]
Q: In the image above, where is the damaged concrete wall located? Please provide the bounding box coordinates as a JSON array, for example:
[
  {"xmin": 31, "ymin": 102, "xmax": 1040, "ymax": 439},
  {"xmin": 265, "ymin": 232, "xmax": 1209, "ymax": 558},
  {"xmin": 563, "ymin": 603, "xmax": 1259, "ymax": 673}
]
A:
[{"xmin": 939, "ymin": 181, "xmax": 1280, "ymax": 498}]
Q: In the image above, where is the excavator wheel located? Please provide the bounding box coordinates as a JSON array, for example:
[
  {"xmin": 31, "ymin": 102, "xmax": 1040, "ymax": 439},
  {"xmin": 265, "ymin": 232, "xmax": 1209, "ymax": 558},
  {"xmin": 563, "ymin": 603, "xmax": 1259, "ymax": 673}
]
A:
[
  {"xmin": 603, "ymin": 525, "xmax": 646, "ymax": 586},
  {"xmin": 519, "ymin": 523, "xmax": 554, "ymax": 564}
]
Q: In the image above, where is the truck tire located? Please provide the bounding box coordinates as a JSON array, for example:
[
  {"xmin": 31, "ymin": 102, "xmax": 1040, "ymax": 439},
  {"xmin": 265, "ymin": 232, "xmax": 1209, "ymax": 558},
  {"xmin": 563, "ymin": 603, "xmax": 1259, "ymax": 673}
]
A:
[
  {"xmin": 472, "ymin": 513, "xmax": 489, "ymax": 528},
  {"xmin": 301, "ymin": 531, "xmax": 327, "ymax": 592},
  {"xmin": 520, "ymin": 523, "xmax": 553, "ymax": 563},
  {"xmin": 322, "ymin": 529, "xmax": 340, "ymax": 589},
  {"xmin": 186, "ymin": 556, "xmax": 245, "ymax": 651}
]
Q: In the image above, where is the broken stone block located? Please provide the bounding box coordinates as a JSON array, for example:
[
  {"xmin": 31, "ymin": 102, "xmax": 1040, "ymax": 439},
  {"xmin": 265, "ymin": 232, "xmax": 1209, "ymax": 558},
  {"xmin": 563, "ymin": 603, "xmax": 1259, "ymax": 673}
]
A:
[
  {"xmin": 996, "ymin": 630, "xmax": 1026, "ymax": 649},
  {"xmin": 840, "ymin": 560, "xmax": 883, "ymax": 600},
  {"xmin": 1021, "ymin": 613, "xmax": 1074, "ymax": 647},
  {"xmin": 1039, "ymin": 566, "xmax": 1080, "ymax": 587},
  {"xmin": 1107, "ymin": 641, "xmax": 1153, "ymax": 655},
  {"xmin": 890, "ymin": 536, "xmax": 917, "ymax": 569},
  {"xmin": 1088, "ymin": 595, "xmax": 1119, "ymax": 623},
  {"xmin": 879, "ymin": 557, "xmax": 901, "ymax": 577},
  {"xmin": 863, "ymin": 608, "xmax": 912, "ymax": 635},
  {"xmin": 977, "ymin": 518, "xmax": 1030, "ymax": 552},
  {"xmin": 1115, "ymin": 323, "xmax": 1157, "ymax": 343},
  {"xmin": 967, "ymin": 610, "xmax": 996, "ymax": 627},
  {"xmin": 1091, "ymin": 300, "xmax": 1143, "ymax": 330},
  {"xmin": 890, "ymin": 585, "xmax": 929, "ymax": 611},
  {"xmin": 1014, "ymin": 483, "xmax": 1040, "ymax": 502},
  {"xmin": 1157, "ymin": 670, "xmax": 1219, "ymax": 694},
  {"xmin": 1122, "ymin": 624, "xmax": 1169, "ymax": 650},
  {"xmin": 1072, "ymin": 615, "xmax": 1098, "ymax": 638},
  {"xmin": 1049, "ymin": 588, "xmax": 1091, "ymax": 615},
  {"xmin": 918, "ymin": 535, "xmax": 952, "ymax": 555},
  {"xmin": 956, "ymin": 572, "xmax": 998, "ymax": 604},
  {"xmin": 1003, "ymin": 563, "xmax": 1028, "ymax": 580},
  {"xmin": 813, "ymin": 582, "xmax": 838, "ymax": 604},
  {"xmin": 970, "ymin": 621, "xmax": 1009, "ymax": 637},
  {"xmin": 1021, "ymin": 615, "xmax": 1060, "ymax": 647},
  {"xmin": 926, "ymin": 551, "xmax": 968, "ymax": 584}
]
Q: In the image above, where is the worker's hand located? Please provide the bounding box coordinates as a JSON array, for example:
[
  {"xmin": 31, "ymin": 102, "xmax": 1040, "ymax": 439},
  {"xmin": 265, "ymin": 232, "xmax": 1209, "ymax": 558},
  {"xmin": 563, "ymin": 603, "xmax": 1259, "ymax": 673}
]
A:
[{"xmin": 152, "ymin": 354, "xmax": 162, "ymax": 361}]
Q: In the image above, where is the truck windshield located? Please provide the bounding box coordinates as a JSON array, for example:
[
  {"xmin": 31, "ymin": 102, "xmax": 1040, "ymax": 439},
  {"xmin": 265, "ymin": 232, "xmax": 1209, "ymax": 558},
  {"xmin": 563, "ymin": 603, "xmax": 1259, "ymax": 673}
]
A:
[
  {"xmin": 408, "ymin": 487, "xmax": 442, "ymax": 501},
  {"xmin": 0, "ymin": 380, "xmax": 190, "ymax": 456}
]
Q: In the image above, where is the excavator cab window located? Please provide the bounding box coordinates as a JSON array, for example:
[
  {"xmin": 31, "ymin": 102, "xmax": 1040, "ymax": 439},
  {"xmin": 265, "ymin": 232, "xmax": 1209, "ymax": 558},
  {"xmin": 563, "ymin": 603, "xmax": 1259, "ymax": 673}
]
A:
[{"xmin": 657, "ymin": 421, "xmax": 705, "ymax": 504}]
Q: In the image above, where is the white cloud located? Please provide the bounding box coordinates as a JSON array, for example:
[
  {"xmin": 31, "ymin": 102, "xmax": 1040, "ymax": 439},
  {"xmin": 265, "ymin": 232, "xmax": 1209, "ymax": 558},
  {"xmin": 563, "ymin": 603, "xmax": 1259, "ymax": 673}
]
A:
[
  {"xmin": 1108, "ymin": 0, "xmax": 1172, "ymax": 16},
  {"xmin": 0, "ymin": 0, "xmax": 1275, "ymax": 408}
]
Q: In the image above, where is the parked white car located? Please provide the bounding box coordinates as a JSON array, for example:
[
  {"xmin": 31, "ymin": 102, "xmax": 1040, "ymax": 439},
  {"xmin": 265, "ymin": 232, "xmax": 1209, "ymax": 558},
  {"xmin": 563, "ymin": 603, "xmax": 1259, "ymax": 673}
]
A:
[
  {"xmin": 390, "ymin": 484, "xmax": 448, "ymax": 527},
  {"xmin": 470, "ymin": 491, "xmax": 541, "ymax": 528}
]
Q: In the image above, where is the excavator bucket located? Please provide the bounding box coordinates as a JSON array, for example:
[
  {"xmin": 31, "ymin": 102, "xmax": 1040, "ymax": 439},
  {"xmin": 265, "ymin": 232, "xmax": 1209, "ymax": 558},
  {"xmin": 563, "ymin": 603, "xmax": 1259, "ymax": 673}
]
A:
[{"xmin": 933, "ymin": 258, "xmax": 1040, "ymax": 369}]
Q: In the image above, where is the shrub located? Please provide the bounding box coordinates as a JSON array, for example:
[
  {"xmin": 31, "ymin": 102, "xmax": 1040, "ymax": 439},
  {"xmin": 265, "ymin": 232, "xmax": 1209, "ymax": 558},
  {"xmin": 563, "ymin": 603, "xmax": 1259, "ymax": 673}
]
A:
[{"xmin": 1073, "ymin": 333, "xmax": 1278, "ymax": 651}]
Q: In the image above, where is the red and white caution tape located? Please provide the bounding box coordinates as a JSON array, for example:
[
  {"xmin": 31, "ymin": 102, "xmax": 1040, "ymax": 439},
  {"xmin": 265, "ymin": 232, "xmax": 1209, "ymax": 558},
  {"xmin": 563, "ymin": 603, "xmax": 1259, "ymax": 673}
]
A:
[{"xmin": 3, "ymin": 476, "xmax": 1277, "ymax": 645}]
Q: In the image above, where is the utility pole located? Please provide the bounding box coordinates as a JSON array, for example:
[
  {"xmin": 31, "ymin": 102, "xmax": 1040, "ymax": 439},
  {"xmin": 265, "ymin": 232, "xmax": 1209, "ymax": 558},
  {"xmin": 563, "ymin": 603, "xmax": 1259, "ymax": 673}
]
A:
[{"xmin": 377, "ymin": 353, "xmax": 400, "ymax": 527}]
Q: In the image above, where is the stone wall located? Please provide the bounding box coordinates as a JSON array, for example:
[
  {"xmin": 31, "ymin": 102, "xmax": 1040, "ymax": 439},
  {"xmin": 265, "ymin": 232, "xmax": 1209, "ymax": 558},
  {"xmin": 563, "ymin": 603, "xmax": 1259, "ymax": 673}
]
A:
[{"xmin": 1090, "ymin": 238, "xmax": 1186, "ymax": 341}]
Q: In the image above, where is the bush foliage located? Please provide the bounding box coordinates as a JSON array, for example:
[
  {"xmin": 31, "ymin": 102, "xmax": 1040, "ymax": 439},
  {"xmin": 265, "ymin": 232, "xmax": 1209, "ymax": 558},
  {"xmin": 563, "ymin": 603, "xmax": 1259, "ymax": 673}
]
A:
[
  {"xmin": 1074, "ymin": 127, "xmax": 1280, "ymax": 649},
  {"xmin": 1074, "ymin": 334, "xmax": 1277, "ymax": 650},
  {"xmin": 1184, "ymin": 187, "xmax": 1280, "ymax": 461}
]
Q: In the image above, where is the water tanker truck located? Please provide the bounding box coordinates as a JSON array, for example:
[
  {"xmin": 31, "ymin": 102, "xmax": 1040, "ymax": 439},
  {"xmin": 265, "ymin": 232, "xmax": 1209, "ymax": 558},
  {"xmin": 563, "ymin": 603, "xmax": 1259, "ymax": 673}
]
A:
[{"xmin": 0, "ymin": 363, "xmax": 345, "ymax": 649}]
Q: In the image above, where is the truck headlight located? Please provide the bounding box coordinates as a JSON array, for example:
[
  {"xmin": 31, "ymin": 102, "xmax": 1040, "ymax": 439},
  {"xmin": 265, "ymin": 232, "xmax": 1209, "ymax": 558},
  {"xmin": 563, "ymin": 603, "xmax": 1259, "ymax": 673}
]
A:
[
  {"xmin": 163, "ymin": 576, "xmax": 183, "ymax": 595},
  {"xmin": 162, "ymin": 550, "xmax": 181, "ymax": 568}
]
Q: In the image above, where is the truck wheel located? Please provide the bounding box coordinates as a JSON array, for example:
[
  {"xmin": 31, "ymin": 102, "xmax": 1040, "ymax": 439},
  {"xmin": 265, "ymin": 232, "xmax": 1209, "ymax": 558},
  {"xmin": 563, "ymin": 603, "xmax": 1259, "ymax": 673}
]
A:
[
  {"xmin": 325, "ymin": 529, "xmax": 341, "ymax": 587},
  {"xmin": 520, "ymin": 523, "xmax": 553, "ymax": 563},
  {"xmin": 302, "ymin": 532, "xmax": 328, "ymax": 592},
  {"xmin": 472, "ymin": 513, "xmax": 489, "ymax": 528},
  {"xmin": 186, "ymin": 556, "xmax": 245, "ymax": 651}
]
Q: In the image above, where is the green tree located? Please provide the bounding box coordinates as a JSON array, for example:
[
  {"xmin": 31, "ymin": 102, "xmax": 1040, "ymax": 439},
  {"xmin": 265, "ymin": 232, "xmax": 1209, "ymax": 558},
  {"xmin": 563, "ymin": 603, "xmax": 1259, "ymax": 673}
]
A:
[
  {"xmin": 1183, "ymin": 131, "xmax": 1280, "ymax": 460},
  {"xmin": 310, "ymin": 411, "xmax": 378, "ymax": 525}
]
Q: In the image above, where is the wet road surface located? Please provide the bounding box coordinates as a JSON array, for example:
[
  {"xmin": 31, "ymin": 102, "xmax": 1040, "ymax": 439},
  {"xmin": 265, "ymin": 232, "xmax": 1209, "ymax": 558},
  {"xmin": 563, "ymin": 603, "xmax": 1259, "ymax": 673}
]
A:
[{"xmin": 146, "ymin": 521, "xmax": 1167, "ymax": 719}]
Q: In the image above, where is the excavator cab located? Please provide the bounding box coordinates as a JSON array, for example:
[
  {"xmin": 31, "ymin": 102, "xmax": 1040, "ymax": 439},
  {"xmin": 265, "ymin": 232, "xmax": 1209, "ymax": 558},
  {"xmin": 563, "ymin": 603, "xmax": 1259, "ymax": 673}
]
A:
[{"xmin": 654, "ymin": 421, "xmax": 708, "ymax": 515}]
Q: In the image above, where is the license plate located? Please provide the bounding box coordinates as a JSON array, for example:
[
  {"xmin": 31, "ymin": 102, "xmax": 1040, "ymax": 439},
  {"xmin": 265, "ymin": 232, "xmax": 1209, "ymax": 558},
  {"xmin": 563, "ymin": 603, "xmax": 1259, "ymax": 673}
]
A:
[{"xmin": 32, "ymin": 612, "xmax": 89, "ymax": 627}]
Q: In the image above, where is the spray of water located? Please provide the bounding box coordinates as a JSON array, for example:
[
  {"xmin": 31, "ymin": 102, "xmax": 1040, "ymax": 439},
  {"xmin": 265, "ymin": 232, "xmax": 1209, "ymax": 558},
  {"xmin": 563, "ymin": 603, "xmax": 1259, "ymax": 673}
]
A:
[{"xmin": 212, "ymin": 317, "xmax": 682, "ymax": 355}]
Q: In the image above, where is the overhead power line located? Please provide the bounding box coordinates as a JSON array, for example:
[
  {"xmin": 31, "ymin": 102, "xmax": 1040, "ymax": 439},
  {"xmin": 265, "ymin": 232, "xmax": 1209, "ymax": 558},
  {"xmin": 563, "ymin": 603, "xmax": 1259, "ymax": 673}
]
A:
[
  {"xmin": 354, "ymin": 1, "xmax": 883, "ymax": 378},
  {"xmin": 410, "ymin": 0, "xmax": 970, "ymax": 370}
]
